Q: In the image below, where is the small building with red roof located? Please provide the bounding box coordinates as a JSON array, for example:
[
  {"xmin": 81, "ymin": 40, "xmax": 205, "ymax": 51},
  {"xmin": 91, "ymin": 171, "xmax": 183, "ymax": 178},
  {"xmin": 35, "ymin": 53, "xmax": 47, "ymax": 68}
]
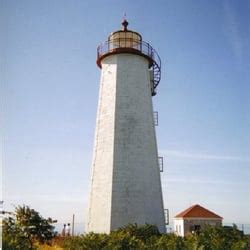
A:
[{"xmin": 174, "ymin": 204, "xmax": 223, "ymax": 237}]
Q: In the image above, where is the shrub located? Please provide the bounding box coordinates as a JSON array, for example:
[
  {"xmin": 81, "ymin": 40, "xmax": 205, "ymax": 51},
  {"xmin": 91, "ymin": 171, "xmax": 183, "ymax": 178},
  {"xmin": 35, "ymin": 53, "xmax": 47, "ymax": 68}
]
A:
[
  {"xmin": 44, "ymin": 223, "xmax": 250, "ymax": 249},
  {"xmin": 62, "ymin": 233, "xmax": 109, "ymax": 250}
]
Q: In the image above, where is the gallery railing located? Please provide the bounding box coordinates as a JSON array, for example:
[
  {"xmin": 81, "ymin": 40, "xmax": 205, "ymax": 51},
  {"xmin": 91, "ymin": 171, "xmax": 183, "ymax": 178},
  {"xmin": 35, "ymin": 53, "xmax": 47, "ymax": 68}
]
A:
[{"xmin": 97, "ymin": 38, "xmax": 161, "ymax": 96}]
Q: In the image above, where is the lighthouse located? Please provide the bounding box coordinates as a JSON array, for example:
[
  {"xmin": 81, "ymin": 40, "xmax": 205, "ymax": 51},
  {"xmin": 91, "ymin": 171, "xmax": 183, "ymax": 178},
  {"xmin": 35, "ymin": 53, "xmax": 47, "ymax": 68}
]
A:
[{"xmin": 86, "ymin": 19, "xmax": 165, "ymax": 233}]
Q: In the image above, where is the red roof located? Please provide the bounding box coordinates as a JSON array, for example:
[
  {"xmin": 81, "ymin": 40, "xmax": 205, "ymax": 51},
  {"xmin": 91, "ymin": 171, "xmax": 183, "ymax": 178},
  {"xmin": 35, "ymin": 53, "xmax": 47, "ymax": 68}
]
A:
[{"xmin": 175, "ymin": 204, "xmax": 223, "ymax": 219}]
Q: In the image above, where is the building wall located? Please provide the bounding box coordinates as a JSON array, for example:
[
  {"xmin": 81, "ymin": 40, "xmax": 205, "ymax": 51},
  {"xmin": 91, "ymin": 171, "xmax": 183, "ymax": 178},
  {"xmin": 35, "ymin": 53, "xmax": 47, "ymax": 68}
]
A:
[
  {"xmin": 85, "ymin": 58, "xmax": 117, "ymax": 233},
  {"xmin": 86, "ymin": 53, "xmax": 165, "ymax": 233},
  {"xmin": 174, "ymin": 219, "xmax": 184, "ymax": 236},
  {"xmin": 183, "ymin": 218, "xmax": 222, "ymax": 236}
]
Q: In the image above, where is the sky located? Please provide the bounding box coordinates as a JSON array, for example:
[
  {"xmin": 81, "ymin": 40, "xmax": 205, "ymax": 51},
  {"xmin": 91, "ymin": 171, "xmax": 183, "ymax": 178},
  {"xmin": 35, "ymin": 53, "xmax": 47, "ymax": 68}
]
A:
[{"xmin": 1, "ymin": 0, "xmax": 250, "ymax": 233}]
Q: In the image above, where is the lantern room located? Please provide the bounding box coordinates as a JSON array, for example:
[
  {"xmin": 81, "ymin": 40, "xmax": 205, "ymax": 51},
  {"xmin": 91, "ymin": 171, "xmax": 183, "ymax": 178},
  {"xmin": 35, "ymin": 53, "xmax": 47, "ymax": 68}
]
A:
[{"xmin": 96, "ymin": 19, "xmax": 161, "ymax": 96}]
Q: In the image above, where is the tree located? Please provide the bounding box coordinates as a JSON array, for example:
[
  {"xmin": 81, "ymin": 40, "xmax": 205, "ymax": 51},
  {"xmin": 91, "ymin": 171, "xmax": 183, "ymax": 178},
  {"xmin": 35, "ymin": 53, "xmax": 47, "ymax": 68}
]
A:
[{"xmin": 2, "ymin": 205, "xmax": 57, "ymax": 249}]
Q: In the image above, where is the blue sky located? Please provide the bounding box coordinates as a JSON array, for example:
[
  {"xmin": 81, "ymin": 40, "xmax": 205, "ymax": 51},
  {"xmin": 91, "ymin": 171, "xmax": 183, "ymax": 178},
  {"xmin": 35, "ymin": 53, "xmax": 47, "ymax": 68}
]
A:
[{"xmin": 1, "ymin": 0, "xmax": 250, "ymax": 231}]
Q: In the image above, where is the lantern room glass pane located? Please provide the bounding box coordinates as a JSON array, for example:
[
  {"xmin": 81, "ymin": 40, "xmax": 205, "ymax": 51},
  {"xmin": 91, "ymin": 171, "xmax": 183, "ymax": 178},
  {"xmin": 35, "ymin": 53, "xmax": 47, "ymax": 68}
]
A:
[{"xmin": 109, "ymin": 31, "xmax": 141, "ymax": 50}]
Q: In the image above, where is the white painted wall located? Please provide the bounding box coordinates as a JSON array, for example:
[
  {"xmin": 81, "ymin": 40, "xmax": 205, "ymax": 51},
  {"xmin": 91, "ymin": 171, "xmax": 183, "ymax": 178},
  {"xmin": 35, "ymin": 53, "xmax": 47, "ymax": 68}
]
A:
[
  {"xmin": 174, "ymin": 219, "xmax": 184, "ymax": 237},
  {"xmin": 85, "ymin": 59, "xmax": 117, "ymax": 233},
  {"xmin": 86, "ymin": 53, "xmax": 165, "ymax": 233}
]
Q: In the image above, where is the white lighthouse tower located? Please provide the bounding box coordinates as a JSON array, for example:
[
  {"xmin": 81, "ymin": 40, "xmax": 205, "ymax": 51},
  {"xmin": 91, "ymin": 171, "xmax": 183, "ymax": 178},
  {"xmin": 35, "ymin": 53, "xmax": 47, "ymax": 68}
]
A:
[{"xmin": 86, "ymin": 19, "xmax": 165, "ymax": 233}]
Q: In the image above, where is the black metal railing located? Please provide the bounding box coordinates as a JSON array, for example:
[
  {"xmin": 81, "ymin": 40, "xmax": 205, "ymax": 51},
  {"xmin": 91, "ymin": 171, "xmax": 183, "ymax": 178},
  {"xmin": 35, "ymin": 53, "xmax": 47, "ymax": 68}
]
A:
[{"xmin": 97, "ymin": 38, "xmax": 161, "ymax": 95}]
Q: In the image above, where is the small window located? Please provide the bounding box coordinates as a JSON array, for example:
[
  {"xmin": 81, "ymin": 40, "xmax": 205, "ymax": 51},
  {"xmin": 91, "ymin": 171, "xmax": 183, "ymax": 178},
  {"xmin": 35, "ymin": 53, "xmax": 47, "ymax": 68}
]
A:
[{"xmin": 194, "ymin": 225, "xmax": 201, "ymax": 234}]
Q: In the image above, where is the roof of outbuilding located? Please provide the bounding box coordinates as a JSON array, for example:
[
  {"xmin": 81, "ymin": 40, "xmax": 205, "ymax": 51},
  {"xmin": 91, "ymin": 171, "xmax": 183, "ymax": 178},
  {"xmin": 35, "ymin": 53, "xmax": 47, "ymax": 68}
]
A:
[{"xmin": 175, "ymin": 204, "xmax": 223, "ymax": 219}]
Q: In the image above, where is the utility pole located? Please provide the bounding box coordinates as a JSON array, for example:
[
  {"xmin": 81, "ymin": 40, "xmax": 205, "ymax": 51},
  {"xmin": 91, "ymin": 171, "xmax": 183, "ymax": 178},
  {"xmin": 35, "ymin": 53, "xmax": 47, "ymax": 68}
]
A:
[{"xmin": 72, "ymin": 214, "xmax": 75, "ymax": 236}]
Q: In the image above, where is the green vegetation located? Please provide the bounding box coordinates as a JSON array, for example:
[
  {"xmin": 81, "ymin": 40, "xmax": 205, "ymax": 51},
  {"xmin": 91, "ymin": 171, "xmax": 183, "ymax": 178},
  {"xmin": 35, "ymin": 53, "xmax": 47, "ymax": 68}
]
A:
[
  {"xmin": 60, "ymin": 224, "xmax": 250, "ymax": 250},
  {"xmin": 3, "ymin": 206, "xmax": 250, "ymax": 249},
  {"xmin": 2, "ymin": 205, "xmax": 57, "ymax": 250}
]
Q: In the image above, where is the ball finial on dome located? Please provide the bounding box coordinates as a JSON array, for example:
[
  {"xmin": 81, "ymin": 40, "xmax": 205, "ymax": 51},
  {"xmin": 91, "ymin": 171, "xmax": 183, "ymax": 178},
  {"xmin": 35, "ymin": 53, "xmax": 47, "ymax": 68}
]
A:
[{"xmin": 122, "ymin": 17, "xmax": 129, "ymax": 31}]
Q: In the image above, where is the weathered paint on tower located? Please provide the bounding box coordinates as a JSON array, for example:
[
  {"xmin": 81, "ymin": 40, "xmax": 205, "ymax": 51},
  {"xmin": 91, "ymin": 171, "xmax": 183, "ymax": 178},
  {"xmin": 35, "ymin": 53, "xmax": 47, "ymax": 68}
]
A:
[{"xmin": 86, "ymin": 20, "xmax": 165, "ymax": 233}]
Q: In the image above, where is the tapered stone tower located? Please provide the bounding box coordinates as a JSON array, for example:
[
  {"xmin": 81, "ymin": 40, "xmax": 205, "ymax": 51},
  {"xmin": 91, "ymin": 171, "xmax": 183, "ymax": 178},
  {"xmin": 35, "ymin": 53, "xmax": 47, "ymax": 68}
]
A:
[{"xmin": 86, "ymin": 19, "xmax": 165, "ymax": 233}]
